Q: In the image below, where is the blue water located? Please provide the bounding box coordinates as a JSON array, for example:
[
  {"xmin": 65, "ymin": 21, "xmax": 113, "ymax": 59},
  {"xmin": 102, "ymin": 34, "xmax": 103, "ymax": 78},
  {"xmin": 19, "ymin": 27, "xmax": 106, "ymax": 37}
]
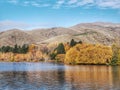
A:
[
  {"xmin": 0, "ymin": 62, "xmax": 65, "ymax": 72},
  {"xmin": 0, "ymin": 62, "xmax": 120, "ymax": 90}
]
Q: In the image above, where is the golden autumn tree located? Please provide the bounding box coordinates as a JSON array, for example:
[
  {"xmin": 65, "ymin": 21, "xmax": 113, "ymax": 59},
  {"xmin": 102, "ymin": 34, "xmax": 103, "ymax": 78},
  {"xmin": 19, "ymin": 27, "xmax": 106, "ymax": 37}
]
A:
[
  {"xmin": 64, "ymin": 43, "xmax": 71, "ymax": 52},
  {"xmin": 28, "ymin": 44, "xmax": 37, "ymax": 61},
  {"xmin": 55, "ymin": 54, "xmax": 65, "ymax": 62},
  {"xmin": 111, "ymin": 44, "xmax": 120, "ymax": 65},
  {"xmin": 65, "ymin": 44, "xmax": 113, "ymax": 65},
  {"xmin": 117, "ymin": 50, "xmax": 120, "ymax": 65}
]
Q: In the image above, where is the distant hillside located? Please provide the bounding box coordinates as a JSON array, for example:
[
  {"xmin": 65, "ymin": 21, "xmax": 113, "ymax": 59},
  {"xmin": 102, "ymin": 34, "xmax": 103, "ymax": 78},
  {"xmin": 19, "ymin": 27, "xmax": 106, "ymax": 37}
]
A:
[
  {"xmin": 39, "ymin": 34, "xmax": 81, "ymax": 44},
  {"xmin": 26, "ymin": 27, "xmax": 79, "ymax": 42},
  {"xmin": 0, "ymin": 22, "xmax": 120, "ymax": 46},
  {"xmin": 0, "ymin": 29, "xmax": 35, "ymax": 47},
  {"xmin": 70, "ymin": 22, "xmax": 120, "ymax": 45}
]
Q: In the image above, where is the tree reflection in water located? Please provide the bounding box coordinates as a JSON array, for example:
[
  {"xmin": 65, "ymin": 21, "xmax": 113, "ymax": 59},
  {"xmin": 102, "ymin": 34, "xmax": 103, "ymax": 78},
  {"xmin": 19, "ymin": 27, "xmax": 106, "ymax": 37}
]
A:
[{"xmin": 0, "ymin": 63, "xmax": 120, "ymax": 90}]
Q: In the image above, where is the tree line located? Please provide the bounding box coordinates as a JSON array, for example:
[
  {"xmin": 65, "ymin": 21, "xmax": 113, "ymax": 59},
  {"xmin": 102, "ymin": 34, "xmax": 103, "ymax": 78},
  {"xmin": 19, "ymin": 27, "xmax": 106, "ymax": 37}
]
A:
[
  {"xmin": 0, "ymin": 44, "xmax": 29, "ymax": 54},
  {"xmin": 49, "ymin": 39, "xmax": 120, "ymax": 65}
]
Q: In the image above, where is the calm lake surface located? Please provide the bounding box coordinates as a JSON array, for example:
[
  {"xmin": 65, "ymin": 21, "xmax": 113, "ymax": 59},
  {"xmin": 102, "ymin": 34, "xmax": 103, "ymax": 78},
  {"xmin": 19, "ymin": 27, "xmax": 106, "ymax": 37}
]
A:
[{"xmin": 0, "ymin": 62, "xmax": 120, "ymax": 90}]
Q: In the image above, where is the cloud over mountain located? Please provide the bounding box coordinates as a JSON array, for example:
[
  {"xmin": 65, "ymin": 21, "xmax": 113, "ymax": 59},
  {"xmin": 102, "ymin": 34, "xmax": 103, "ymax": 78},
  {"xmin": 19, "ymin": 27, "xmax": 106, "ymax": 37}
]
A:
[
  {"xmin": 0, "ymin": 20, "xmax": 29, "ymax": 31},
  {"xmin": 0, "ymin": 20, "xmax": 56, "ymax": 31}
]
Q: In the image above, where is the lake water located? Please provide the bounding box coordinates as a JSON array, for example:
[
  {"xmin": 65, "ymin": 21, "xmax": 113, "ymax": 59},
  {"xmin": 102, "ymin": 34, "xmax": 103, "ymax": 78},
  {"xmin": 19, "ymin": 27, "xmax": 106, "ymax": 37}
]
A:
[{"xmin": 0, "ymin": 62, "xmax": 120, "ymax": 90}]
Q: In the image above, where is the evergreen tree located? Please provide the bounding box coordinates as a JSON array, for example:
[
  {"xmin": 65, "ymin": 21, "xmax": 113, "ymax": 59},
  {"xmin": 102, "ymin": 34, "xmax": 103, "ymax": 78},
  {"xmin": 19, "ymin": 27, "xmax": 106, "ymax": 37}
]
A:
[
  {"xmin": 21, "ymin": 44, "xmax": 29, "ymax": 53},
  {"xmin": 0, "ymin": 44, "xmax": 29, "ymax": 54},
  {"xmin": 56, "ymin": 43, "xmax": 65, "ymax": 54},
  {"xmin": 17, "ymin": 46, "xmax": 21, "ymax": 53},
  {"xmin": 13, "ymin": 44, "xmax": 18, "ymax": 53},
  {"xmin": 9, "ymin": 47, "xmax": 13, "ymax": 52},
  {"xmin": 1, "ymin": 46, "xmax": 6, "ymax": 53},
  {"xmin": 78, "ymin": 40, "xmax": 82, "ymax": 44},
  {"xmin": 5, "ymin": 46, "xmax": 11, "ymax": 52},
  {"xmin": 50, "ymin": 53, "xmax": 57, "ymax": 60},
  {"xmin": 70, "ymin": 39, "xmax": 77, "ymax": 47}
]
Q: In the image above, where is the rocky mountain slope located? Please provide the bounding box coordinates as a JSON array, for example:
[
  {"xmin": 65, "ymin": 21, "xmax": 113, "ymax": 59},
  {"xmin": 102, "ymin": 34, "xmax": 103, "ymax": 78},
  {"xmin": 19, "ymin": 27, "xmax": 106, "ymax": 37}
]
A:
[
  {"xmin": 0, "ymin": 22, "xmax": 120, "ymax": 46},
  {"xmin": 0, "ymin": 29, "xmax": 35, "ymax": 47},
  {"xmin": 26, "ymin": 27, "xmax": 79, "ymax": 42},
  {"xmin": 70, "ymin": 22, "xmax": 120, "ymax": 45}
]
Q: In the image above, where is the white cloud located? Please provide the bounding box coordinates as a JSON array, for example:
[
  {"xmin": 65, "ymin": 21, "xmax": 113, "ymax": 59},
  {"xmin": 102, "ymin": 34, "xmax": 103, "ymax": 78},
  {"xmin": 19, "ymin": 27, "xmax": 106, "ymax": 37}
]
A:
[
  {"xmin": 72, "ymin": 0, "xmax": 94, "ymax": 7},
  {"xmin": 67, "ymin": 0, "xmax": 120, "ymax": 9},
  {"xmin": 57, "ymin": 0, "xmax": 65, "ymax": 4},
  {"xmin": 68, "ymin": 0, "xmax": 78, "ymax": 5},
  {"xmin": 3, "ymin": 0, "xmax": 120, "ymax": 9},
  {"xmin": 22, "ymin": 1, "xmax": 50, "ymax": 7},
  {"xmin": 53, "ymin": 0, "xmax": 65, "ymax": 9},
  {"xmin": 96, "ymin": 0, "xmax": 120, "ymax": 9},
  {"xmin": 0, "ymin": 20, "xmax": 30, "ymax": 31},
  {"xmin": 31, "ymin": 1, "xmax": 41, "ymax": 7},
  {"xmin": 0, "ymin": 20, "xmax": 56, "ymax": 31},
  {"xmin": 23, "ymin": 1, "xmax": 30, "ymax": 6},
  {"xmin": 7, "ymin": 0, "xmax": 18, "ymax": 4}
]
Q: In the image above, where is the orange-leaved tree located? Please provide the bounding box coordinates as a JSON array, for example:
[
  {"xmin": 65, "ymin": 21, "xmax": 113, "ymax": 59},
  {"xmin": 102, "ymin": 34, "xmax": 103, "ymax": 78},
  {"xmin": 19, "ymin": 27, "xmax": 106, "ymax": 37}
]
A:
[{"xmin": 65, "ymin": 44, "xmax": 113, "ymax": 65}]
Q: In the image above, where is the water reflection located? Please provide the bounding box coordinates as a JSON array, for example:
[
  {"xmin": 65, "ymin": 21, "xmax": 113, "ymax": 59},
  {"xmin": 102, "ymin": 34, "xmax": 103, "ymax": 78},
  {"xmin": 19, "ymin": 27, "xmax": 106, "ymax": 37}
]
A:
[
  {"xmin": 65, "ymin": 65, "xmax": 114, "ymax": 90},
  {"xmin": 111, "ymin": 66, "xmax": 120, "ymax": 89},
  {"xmin": 0, "ymin": 63, "xmax": 120, "ymax": 90}
]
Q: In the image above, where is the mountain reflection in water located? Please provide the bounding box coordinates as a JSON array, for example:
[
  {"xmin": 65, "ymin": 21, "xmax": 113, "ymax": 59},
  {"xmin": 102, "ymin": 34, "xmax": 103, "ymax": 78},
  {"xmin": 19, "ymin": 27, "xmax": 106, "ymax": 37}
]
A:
[{"xmin": 0, "ymin": 62, "xmax": 120, "ymax": 90}]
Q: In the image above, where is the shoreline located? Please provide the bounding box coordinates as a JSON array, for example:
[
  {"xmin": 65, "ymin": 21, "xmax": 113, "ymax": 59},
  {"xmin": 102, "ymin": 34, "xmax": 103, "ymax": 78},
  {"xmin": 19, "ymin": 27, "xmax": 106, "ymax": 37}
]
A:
[{"xmin": 0, "ymin": 61, "xmax": 117, "ymax": 66}]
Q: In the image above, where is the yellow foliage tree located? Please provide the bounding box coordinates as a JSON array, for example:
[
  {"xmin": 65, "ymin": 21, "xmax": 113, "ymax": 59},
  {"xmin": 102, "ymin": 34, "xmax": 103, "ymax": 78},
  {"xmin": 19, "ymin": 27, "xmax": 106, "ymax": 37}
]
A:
[
  {"xmin": 117, "ymin": 50, "xmax": 120, "ymax": 65},
  {"xmin": 64, "ymin": 43, "xmax": 71, "ymax": 52},
  {"xmin": 55, "ymin": 54, "xmax": 65, "ymax": 62},
  {"xmin": 29, "ymin": 44, "xmax": 36, "ymax": 52},
  {"xmin": 65, "ymin": 44, "xmax": 113, "ymax": 65}
]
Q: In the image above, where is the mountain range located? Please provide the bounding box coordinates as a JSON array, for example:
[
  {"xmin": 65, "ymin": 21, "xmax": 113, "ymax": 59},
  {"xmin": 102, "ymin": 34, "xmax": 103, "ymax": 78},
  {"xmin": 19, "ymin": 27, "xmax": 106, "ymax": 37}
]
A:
[{"xmin": 0, "ymin": 22, "xmax": 120, "ymax": 47}]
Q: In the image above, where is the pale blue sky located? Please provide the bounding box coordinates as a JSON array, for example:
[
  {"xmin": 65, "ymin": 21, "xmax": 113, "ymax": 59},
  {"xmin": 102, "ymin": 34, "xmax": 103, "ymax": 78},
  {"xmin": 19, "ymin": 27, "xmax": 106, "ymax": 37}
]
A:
[{"xmin": 0, "ymin": 0, "xmax": 120, "ymax": 30}]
